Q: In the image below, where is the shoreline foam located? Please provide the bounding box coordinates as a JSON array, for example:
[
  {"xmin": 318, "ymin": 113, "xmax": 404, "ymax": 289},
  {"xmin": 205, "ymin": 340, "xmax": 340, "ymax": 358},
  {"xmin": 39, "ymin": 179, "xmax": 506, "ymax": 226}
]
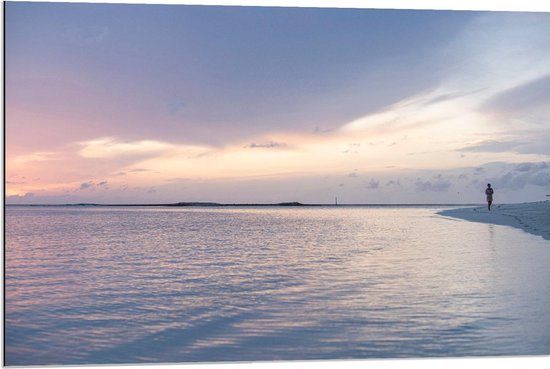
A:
[{"xmin": 438, "ymin": 200, "xmax": 550, "ymax": 241}]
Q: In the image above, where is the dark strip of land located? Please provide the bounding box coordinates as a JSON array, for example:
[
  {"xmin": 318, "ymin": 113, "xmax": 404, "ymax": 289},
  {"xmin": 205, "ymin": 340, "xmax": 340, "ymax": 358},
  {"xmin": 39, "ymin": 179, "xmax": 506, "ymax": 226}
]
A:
[{"xmin": 7, "ymin": 202, "xmax": 481, "ymax": 207}]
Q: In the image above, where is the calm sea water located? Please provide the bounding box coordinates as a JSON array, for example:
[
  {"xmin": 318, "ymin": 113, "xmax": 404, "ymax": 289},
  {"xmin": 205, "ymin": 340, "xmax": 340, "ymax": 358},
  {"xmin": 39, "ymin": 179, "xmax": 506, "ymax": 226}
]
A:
[{"xmin": 5, "ymin": 206, "xmax": 550, "ymax": 365}]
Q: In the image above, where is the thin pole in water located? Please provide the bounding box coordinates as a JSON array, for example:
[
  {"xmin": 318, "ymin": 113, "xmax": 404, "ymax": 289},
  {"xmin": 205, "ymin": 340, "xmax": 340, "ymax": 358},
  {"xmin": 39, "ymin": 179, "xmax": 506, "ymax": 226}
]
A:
[{"xmin": 335, "ymin": 196, "xmax": 338, "ymax": 206}]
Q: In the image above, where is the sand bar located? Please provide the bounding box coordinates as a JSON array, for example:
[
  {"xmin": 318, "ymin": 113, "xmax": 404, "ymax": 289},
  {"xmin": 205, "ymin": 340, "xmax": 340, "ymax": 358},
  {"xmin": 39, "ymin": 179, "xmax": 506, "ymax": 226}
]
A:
[{"xmin": 438, "ymin": 201, "xmax": 550, "ymax": 241}]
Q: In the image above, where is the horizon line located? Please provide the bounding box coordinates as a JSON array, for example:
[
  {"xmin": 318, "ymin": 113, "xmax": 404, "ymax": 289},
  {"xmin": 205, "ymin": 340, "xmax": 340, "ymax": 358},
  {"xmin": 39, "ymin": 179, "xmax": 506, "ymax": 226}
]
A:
[{"xmin": 5, "ymin": 201, "xmax": 494, "ymax": 207}]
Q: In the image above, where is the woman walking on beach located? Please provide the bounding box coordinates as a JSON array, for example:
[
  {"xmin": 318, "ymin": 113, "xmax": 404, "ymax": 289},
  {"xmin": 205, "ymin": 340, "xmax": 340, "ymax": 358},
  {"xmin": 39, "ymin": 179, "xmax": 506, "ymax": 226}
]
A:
[{"xmin": 485, "ymin": 184, "xmax": 494, "ymax": 211}]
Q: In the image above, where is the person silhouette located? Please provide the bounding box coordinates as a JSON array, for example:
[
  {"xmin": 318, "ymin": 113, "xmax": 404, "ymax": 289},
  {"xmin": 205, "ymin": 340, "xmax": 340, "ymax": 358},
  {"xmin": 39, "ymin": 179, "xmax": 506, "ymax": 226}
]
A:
[{"xmin": 485, "ymin": 184, "xmax": 494, "ymax": 211}]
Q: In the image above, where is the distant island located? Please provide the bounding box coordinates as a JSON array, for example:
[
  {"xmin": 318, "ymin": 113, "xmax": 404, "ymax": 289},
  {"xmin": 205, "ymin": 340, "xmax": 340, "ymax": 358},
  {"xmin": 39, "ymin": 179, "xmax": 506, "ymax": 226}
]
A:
[{"xmin": 167, "ymin": 201, "xmax": 306, "ymax": 207}]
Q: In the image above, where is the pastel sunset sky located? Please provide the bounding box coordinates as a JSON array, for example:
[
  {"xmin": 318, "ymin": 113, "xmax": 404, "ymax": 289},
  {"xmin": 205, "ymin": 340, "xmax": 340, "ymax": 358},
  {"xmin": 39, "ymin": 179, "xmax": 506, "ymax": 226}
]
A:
[{"xmin": 5, "ymin": 1, "xmax": 550, "ymax": 204}]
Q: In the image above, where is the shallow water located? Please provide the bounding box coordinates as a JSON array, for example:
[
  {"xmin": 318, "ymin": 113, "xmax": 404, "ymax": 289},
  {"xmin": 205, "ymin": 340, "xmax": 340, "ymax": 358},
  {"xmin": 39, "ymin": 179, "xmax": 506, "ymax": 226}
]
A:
[{"xmin": 5, "ymin": 206, "xmax": 550, "ymax": 365}]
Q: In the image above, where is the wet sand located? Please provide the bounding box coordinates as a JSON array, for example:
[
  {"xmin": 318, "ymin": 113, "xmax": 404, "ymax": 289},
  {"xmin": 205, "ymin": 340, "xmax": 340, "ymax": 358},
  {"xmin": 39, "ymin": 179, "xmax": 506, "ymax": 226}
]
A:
[{"xmin": 438, "ymin": 201, "xmax": 550, "ymax": 241}]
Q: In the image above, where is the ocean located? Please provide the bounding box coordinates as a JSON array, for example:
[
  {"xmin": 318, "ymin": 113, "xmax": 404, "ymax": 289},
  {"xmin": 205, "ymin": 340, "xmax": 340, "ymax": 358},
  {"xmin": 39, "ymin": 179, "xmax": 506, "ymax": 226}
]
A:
[{"xmin": 4, "ymin": 205, "xmax": 550, "ymax": 365}]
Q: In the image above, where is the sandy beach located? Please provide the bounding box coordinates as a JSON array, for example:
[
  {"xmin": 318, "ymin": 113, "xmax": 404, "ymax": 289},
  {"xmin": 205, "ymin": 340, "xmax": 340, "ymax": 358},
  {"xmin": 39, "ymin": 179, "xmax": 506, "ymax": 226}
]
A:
[{"xmin": 438, "ymin": 201, "xmax": 550, "ymax": 241}]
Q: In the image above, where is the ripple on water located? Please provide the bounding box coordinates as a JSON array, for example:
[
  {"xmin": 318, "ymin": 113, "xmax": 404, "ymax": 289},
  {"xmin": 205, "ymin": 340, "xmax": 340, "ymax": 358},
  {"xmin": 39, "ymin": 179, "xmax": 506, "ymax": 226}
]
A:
[{"xmin": 5, "ymin": 206, "xmax": 550, "ymax": 365}]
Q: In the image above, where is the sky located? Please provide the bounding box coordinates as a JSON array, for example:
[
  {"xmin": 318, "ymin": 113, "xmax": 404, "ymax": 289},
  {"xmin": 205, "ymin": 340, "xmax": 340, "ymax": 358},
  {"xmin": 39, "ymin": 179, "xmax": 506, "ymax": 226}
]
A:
[{"xmin": 5, "ymin": 1, "xmax": 550, "ymax": 204}]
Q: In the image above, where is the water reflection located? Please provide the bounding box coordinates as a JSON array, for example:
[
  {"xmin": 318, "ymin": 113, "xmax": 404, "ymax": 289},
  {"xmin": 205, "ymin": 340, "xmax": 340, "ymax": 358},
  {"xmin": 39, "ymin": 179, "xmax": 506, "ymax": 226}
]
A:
[
  {"xmin": 5, "ymin": 206, "xmax": 550, "ymax": 365},
  {"xmin": 488, "ymin": 224, "xmax": 495, "ymax": 248}
]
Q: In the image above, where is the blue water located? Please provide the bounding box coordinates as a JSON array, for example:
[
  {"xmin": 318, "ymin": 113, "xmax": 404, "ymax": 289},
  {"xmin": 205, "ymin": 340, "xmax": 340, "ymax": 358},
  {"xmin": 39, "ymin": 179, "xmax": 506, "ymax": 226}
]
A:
[{"xmin": 4, "ymin": 206, "xmax": 550, "ymax": 365}]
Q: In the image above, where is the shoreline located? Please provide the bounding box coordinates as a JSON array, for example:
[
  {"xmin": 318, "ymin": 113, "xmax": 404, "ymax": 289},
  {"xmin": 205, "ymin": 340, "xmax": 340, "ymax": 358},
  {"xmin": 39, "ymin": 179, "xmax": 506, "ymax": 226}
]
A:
[
  {"xmin": 438, "ymin": 201, "xmax": 550, "ymax": 241},
  {"xmin": 7, "ymin": 201, "xmax": 549, "ymax": 241}
]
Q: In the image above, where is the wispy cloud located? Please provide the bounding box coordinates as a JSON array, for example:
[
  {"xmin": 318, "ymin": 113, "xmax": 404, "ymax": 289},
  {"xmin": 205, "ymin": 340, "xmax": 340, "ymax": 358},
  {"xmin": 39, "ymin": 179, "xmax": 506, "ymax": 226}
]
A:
[
  {"xmin": 442, "ymin": 12, "xmax": 550, "ymax": 98},
  {"xmin": 457, "ymin": 140, "xmax": 526, "ymax": 153},
  {"xmin": 78, "ymin": 137, "xmax": 175, "ymax": 159},
  {"xmin": 482, "ymin": 74, "xmax": 550, "ymax": 115},
  {"xmin": 78, "ymin": 180, "xmax": 109, "ymax": 191},
  {"xmin": 247, "ymin": 141, "xmax": 287, "ymax": 149},
  {"xmin": 343, "ymin": 143, "xmax": 361, "ymax": 154},
  {"xmin": 12, "ymin": 151, "xmax": 57, "ymax": 164},
  {"xmin": 165, "ymin": 177, "xmax": 192, "ymax": 183},
  {"xmin": 422, "ymin": 88, "xmax": 486, "ymax": 106}
]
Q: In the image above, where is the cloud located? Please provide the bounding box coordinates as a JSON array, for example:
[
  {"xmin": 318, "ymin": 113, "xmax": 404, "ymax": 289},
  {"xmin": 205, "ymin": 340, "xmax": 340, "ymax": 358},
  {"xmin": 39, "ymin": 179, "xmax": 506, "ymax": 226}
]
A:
[
  {"xmin": 482, "ymin": 73, "xmax": 550, "ymax": 115},
  {"xmin": 366, "ymin": 179, "xmax": 380, "ymax": 189},
  {"xmin": 12, "ymin": 151, "xmax": 57, "ymax": 164},
  {"xmin": 7, "ymin": 192, "xmax": 34, "ymax": 199},
  {"xmin": 312, "ymin": 127, "xmax": 333, "ymax": 134},
  {"xmin": 79, "ymin": 181, "xmax": 94, "ymax": 190},
  {"xmin": 443, "ymin": 12, "xmax": 550, "ymax": 97},
  {"xmin": 5, "ymin": 192, "xmax": 36, "ymax": 204},
  {"xmin": 247, "ymin": 141, "xmax": 287, "ymax": 149},
  {"xmin": 165, "ymin": 177, "xmax": 192, "ymax": 183},
  {"xmin": 475, "ymin": 161, "xmax": 550, "ymax": 191},
  {"xmin": 340, "ymin": 109, "xmax": 399, "ymax": 134},
  {"xmin": 78, "ymin": 180, "xmax": 108, "ymax": 191},
  {"xmin": 423, "ymin": 88, "xmax": 485, "ymax": 106},
  {"xmin": 457, "ymin": 140, "xmax": 526, "ymax": 153},
  {"xmin": 78, "ymin": 137, "xmax": 176, "ymax": 159},
  {"xmin": 531, "ymin": 172, "xmax": 550, "ymax": 187},
  {"xmin": 343, "ymin": 142, "xmax": 361, "ymax": 154},
  {"xmin": 415, "ymin": 178, "xmax": 451, "ymax": 192},
  {"xmin": 494, "ymin": 171, "xmax": 531, "ymax": 191},
  {"xmin": 512, "ymin": 132, "xmax": 550, "ymax": 156}
]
